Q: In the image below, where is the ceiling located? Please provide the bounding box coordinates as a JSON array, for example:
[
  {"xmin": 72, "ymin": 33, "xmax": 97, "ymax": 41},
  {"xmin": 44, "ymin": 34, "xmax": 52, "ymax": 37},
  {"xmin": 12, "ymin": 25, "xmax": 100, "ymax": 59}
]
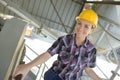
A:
[
  {"xmin": 0, "ymin": 0, "xmax": 83, "ymax": 33},
  {"xmin": 0, "ymin": 0, "xmax": 120, "ymax": 64}
]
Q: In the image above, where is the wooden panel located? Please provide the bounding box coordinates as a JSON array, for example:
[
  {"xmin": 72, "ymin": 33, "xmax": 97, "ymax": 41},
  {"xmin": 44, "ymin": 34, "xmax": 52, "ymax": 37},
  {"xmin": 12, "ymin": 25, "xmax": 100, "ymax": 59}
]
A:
[{"xmin": 0, "ymin": 18, "xmax": 27, "ymax": 80}]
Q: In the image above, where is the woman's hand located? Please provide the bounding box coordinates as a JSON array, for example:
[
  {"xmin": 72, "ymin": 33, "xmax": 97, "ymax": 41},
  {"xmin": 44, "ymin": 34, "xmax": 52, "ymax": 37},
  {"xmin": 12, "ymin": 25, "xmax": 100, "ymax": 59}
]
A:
[
  {"xmin": 13, "ymin": 52, "xmax": 51, "ymax": 80},
  {"xmin": 13, "ymin": 63, "xmax": 31, "ymax": 80}
]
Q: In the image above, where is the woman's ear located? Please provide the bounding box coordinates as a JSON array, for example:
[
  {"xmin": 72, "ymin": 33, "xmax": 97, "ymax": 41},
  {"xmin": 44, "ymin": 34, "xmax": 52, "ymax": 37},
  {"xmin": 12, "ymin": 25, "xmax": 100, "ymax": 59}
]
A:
[
  {"xmin": 89, "ymin": 26, "xmax": 94, "ymax": 35},
  {"xmin": 91, "ymin": 25, "xmax": 95, "ymax": 32},
  {"xmin": 91, "ymin": 28, "xmax": 94, "ymax": 32}
]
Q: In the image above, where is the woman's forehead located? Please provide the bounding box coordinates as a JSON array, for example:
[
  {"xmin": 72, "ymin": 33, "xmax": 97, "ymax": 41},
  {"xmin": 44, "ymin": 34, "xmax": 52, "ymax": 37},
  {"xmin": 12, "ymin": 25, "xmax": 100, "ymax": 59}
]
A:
[{"xmin": 76, "ymin": 19, "xmax": 93, "ymax": 25}]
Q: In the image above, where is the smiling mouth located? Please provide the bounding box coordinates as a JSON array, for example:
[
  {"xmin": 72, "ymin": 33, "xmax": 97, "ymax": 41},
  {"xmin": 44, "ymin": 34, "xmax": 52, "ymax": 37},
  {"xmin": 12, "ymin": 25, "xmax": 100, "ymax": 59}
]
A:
[{"xmin": 77, "ymin": 32, "xmax": 83, "ymax": 34}]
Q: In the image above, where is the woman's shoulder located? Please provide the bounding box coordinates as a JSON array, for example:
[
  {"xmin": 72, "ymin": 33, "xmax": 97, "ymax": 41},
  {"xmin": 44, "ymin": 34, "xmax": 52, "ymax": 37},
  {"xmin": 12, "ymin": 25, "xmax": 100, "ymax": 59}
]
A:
[
  {"xmin": 58, "ymin": 34, "xmax": 74, "ymax": 39},
  {"xmin": 86, "ymin": 39, "xmax": 96, "ymax": 51}
]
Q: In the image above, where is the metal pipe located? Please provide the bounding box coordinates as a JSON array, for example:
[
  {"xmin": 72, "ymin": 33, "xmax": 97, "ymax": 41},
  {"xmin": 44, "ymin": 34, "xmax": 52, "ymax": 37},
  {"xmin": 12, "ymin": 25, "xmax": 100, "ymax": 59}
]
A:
[{"xmin": 110, "ymin": 65, "xmax": 120, "ymax": 80}]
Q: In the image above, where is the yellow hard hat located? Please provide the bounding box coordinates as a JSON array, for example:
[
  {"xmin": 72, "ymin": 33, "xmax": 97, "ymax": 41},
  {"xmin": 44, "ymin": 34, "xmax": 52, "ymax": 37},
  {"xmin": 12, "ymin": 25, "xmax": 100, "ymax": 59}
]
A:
[{"xmin": 76, "ymin": 9, "xmax": 98, "ymax": 29}]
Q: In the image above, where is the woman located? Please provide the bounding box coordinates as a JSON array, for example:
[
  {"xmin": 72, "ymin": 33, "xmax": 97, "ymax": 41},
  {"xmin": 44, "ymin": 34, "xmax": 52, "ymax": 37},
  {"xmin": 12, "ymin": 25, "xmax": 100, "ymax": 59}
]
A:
[{"xmin": 14, "ymin": 9, "xmax": 102, "ymax": 80}]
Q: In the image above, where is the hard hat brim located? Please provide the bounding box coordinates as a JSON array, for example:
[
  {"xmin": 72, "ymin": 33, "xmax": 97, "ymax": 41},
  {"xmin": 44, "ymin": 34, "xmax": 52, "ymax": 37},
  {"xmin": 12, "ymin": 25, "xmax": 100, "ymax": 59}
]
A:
[{"xmin": 75, "ymin": 17, "xmax": 96, "ymax": 29}]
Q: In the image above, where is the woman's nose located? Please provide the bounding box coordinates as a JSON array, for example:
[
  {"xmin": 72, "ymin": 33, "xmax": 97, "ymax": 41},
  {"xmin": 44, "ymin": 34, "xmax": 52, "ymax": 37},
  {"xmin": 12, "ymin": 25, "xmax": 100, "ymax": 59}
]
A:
[{"xmin": 78, "ymin": 25, "xmax": 84, "ymax": 31}]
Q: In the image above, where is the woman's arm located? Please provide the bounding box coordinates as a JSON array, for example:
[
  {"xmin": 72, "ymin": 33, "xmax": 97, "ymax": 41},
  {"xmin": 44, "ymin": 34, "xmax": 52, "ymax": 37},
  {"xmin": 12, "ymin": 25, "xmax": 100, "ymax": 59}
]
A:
[
  {"xmin": 28, "ymin": 51, "xmax": 51, "ymax": 68},
  {"xmin": 84, "ymin": 67, "xmax": 102, "ymax": 80},
  {"xmin": 13, "ymin": 51, "xmax": 51, "ymax": 80}
]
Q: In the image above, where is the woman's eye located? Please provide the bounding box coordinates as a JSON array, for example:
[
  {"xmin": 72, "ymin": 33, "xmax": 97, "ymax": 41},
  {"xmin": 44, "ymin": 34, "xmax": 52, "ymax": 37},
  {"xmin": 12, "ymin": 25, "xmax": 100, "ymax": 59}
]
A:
[
  {"xmin": 85, "ymin": 25, "xmax": 89, "ymax": 29},
  {"xmin": 85, "ymin": 25, "xmax": 92, "ymax": 29},
  {"xmin": 77, "ymin": 22, "xmax": 81, "ymax": 25}
]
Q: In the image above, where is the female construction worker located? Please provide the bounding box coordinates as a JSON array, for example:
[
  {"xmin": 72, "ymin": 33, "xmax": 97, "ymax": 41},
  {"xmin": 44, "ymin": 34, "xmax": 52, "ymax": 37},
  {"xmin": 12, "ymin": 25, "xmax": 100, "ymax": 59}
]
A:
[{"xmin": 14, "ymin": 9, "xmax": 102, "ymax": 80}]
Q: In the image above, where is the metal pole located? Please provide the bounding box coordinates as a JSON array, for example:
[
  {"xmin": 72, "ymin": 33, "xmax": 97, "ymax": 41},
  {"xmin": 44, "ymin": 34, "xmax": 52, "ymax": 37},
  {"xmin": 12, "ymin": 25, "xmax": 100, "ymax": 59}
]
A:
[{"xmin": 110, "ymin": 66, "xmax": 120, "ymax": 80}]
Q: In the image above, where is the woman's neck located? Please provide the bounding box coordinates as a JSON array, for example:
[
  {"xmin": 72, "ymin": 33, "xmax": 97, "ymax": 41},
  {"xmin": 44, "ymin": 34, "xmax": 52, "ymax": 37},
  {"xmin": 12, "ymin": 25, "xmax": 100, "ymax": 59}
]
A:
[{"xmin": 75, "ymin": 35, "xmax": 86, "ymax": 46}]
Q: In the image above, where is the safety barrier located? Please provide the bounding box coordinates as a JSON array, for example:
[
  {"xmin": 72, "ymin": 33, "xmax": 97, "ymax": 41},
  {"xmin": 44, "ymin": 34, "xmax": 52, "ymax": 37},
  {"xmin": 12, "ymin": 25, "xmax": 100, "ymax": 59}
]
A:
[{"xmin": 24, "ymin": 44, "xmax": 49, "ymax": 80}]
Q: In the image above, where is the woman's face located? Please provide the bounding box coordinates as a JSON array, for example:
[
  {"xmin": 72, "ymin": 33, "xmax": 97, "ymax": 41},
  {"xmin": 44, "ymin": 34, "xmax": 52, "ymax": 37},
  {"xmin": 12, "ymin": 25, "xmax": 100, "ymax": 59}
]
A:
[{"xmin": 74, "ymin": 19, "xmax": 94, "ymax": 38}]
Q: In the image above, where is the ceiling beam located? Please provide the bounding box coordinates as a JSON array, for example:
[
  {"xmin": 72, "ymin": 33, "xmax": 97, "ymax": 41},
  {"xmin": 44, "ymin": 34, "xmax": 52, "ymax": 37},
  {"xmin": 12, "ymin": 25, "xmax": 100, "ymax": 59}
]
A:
[
  {"xmin": 84, "ymin": 1, "xmax": 120, "ymax": 5},
  {"xmin": 73, "ymin": 0, "xmax": 120, "ymax": 5}
]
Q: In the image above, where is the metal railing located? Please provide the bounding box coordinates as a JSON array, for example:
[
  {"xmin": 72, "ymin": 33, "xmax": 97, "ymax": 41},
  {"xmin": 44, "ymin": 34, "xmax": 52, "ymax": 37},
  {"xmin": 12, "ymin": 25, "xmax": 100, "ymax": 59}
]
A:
[{"xmin": 24, "ymin": 44, "xmax": 49, "ymax": 80}]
